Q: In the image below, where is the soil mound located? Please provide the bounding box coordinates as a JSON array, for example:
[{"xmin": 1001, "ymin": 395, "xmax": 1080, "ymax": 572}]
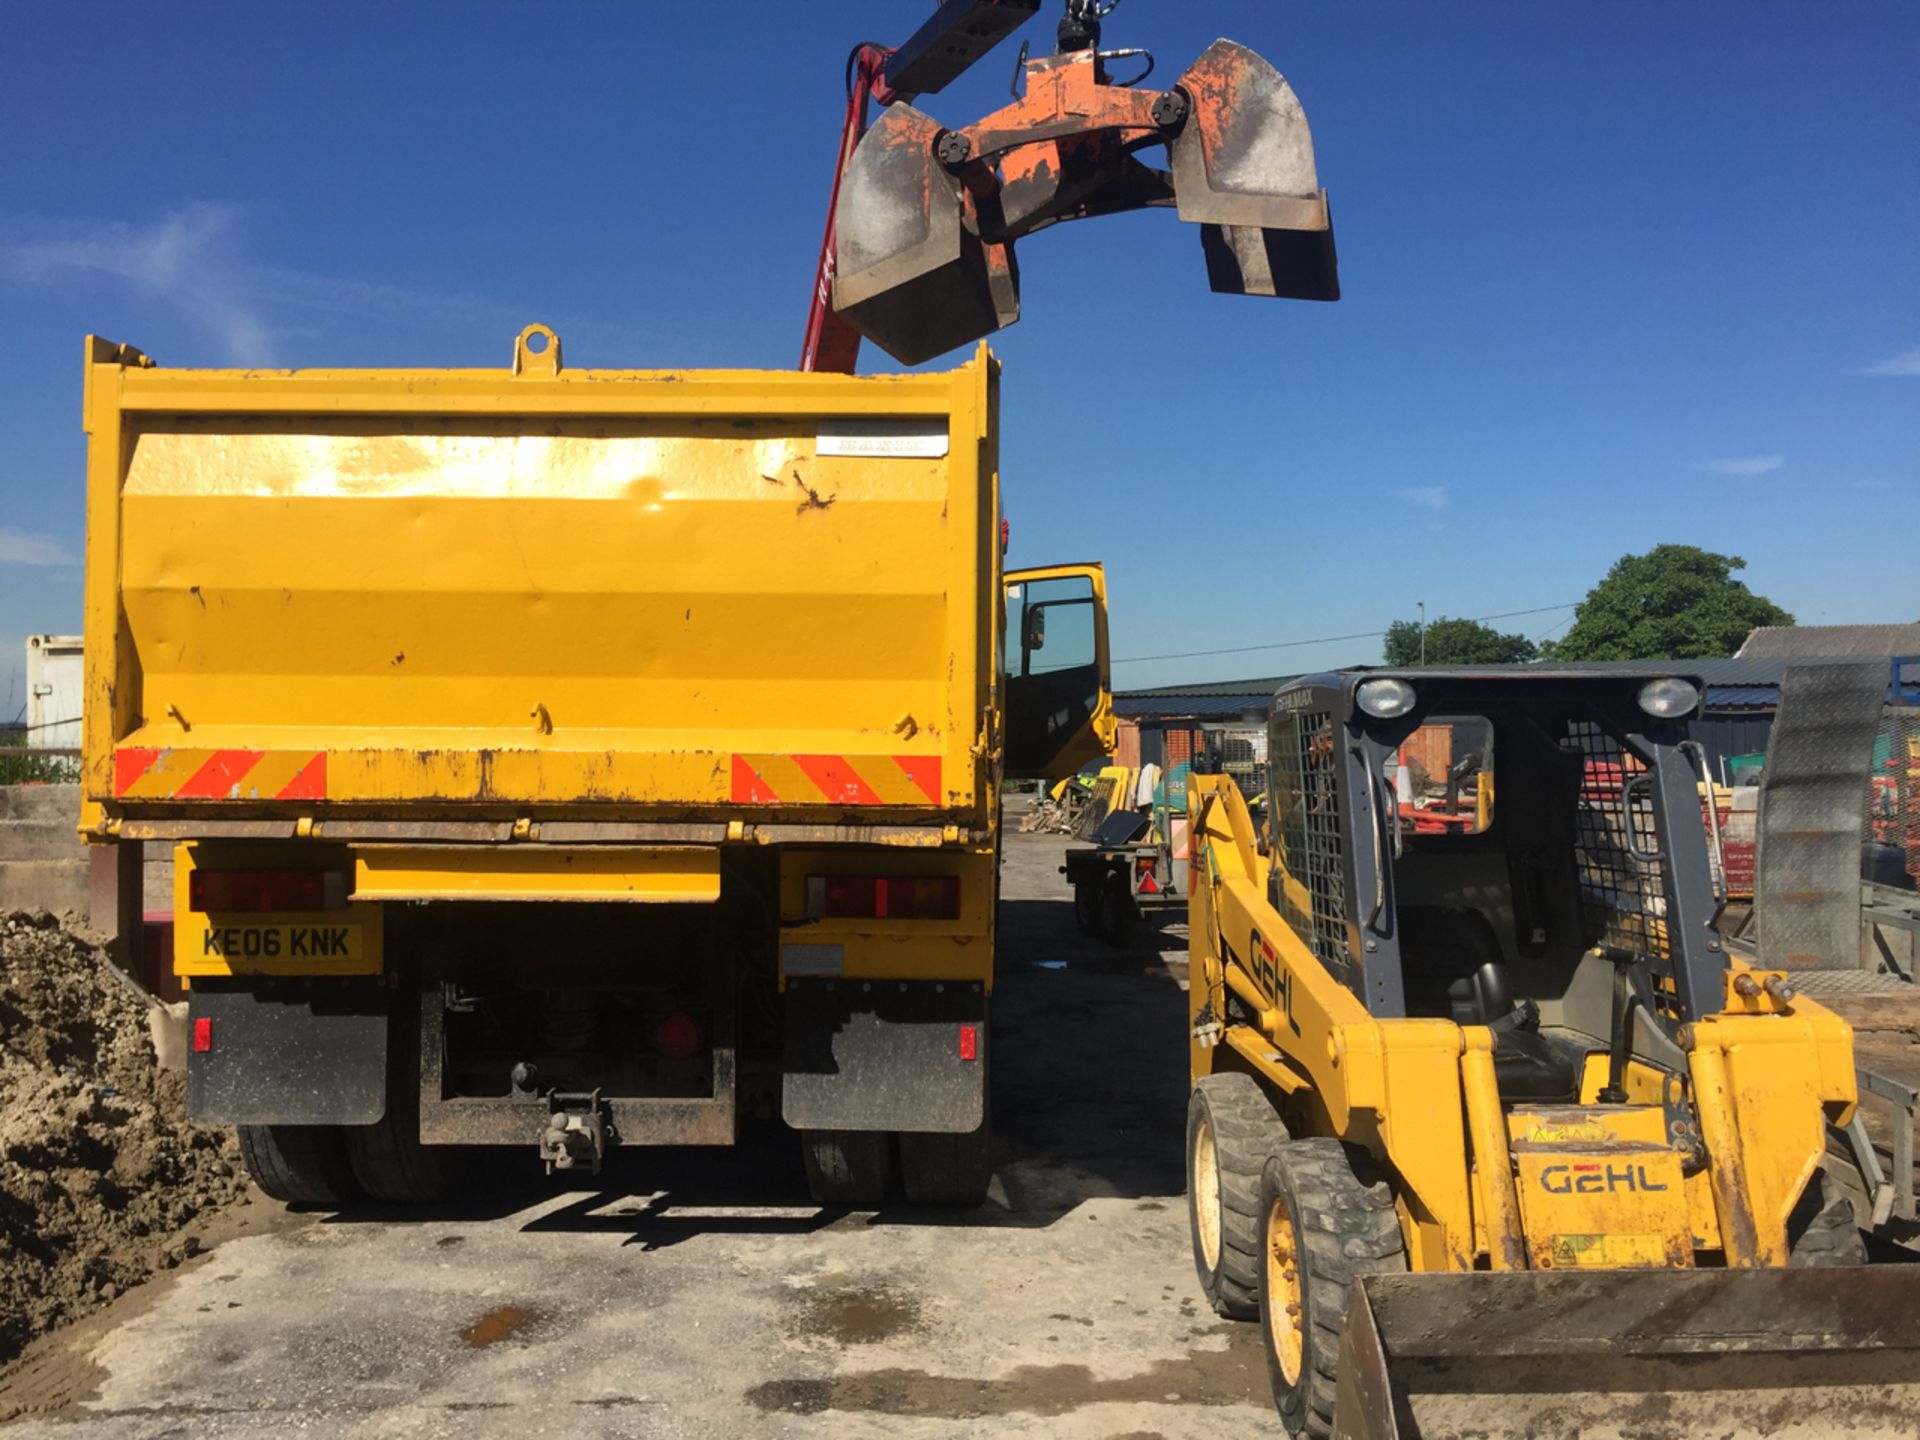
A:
[{"xmin": 0, "ymin": 912, "xmax": 248, "ymax": 1361}]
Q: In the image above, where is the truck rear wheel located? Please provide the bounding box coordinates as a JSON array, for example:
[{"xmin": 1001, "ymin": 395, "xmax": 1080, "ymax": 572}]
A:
[
  {"xmin": 345, "ymin": 996, "xmax": 453, "ymax": 1204},
  {"xmin": 801, "ymin": 1130, "xmax": 890, "ymax": 1206},
  {"xmin": 1258, "ymin": 1139, "xmax": 1406, "ymax": 1438},
  {"xmin": 899, "ymin": 1122, "xmax": 992, "ymax": 1207},
  {"xmin": 1188, "ymin": 1073, "xmax": 1286, "ymax": 1320},
  {"xmin": 1072, "ymin": 877, "xmax": 1104, "ymax": 936},
  {"xmin": 900, "ymin": 1062, "xmax": 992, "ymax": 1207},
  {"xmin": 235, "ymin": 1124, "xmax": 361, "ymax": 1206},
  {"xmin": 345, "ymin": 1110, "xmax": 454, "ymax": 1204},
  {"xmin": 1100, "ymin": 871, "xmax": 1137, "ymax": 947}
]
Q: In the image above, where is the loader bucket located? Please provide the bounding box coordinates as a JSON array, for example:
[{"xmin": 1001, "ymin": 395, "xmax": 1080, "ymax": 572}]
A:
[
  {"xmin": 1335, "ymin": 1269, "xmax": 1920, "ymax": 1439},
  {"xmin": 1168, "ymin": 40, "xmax": 1338, "ymax": 301},
  {"xmin": 833, "ymin": 103, "xmax": 1019, "ymax": 365}
]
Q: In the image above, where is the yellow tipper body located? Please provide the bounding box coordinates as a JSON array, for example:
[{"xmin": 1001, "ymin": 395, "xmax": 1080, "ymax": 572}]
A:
[{"xmin": 82, "ymin": 330, "xmax": 1002, "ymax": 826}]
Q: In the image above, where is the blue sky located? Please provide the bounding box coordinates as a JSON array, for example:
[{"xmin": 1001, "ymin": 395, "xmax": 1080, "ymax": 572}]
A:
[{"xmin": 2, "ymin": 2, "xmax": 1915, "ymax": 719}]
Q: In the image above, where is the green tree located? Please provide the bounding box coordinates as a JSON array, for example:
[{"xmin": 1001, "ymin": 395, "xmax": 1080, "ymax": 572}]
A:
[
  {"xmin": 1382, "ymin": 616, "xmax": 1538, "ymax": 666},
  {"xmin": 1544, "ymin": 545, "xmax": 1792, "ymax": 661}
]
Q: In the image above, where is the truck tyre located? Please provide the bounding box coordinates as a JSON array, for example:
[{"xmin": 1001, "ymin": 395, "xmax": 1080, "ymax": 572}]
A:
[
  {"xmin": 1187, "ymin": 1073, "xmax": 1286, "ymax": 1320},
  {"xmin": 1788, "ymin": 1169, "xmax": 1867, "ymax": 1267},
  {"xmin": 802, "ymin": 1130, "xmax": 890, "ymax": 1206},
  {"xmin": 345, "ymin": 997, "xmax": 453, "ymax": 1204},
  {"xmin": 235, "ymin": 1124, "xmax": 361, "ymax": 1206},
  {"xmin": 900, "ymin": 1064, "xmax": 993, "ymax": 1208},
  {"xmin": 1072, "ymin": 876, "xmax": 1103, "ymax": 936},
  {"xmin": 899, "ymin": 1120, "xmax": 992, "ymax": 1207},
  {"xmin": 345, "ymin": 1102, "xmax": 454, "ymax": 1205},
  {"xmin": 1258, "ymin": 1139, "xmax": 1406, "ymax": 1439},
  {"xmin": 1100, "ymin": 871, "xmax": 1137, "ymax": 947}
]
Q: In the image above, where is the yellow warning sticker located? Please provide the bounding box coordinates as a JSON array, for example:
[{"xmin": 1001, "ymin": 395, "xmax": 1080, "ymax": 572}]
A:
[{"xmin": 1550, "ymin": 1233, "xmax": 1668, "ymax": 1268}]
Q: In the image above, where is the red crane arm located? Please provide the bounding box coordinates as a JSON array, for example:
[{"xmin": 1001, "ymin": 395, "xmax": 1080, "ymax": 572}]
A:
[{"xmin": 799, "ymin": 45, "xmax": 894, "ymax": 375}]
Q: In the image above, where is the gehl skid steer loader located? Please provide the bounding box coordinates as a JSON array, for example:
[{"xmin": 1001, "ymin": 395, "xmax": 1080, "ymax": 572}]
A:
[{"xmin": 1184, "ymin": 670, "xmax": 1920, "ymax": 1437}]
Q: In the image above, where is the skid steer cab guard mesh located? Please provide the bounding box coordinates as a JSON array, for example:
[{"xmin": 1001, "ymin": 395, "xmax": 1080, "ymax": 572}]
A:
[
  {"xmin": 1335, "ymin": 1268, "xmax": 1920, "ymax": 1439},
  {"xmin": 1261, "ymin": 668, "xmax": 1726, "ymax": 1026}
]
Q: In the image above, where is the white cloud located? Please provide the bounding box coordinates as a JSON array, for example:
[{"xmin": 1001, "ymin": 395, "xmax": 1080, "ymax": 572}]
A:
[
  {"xmin": 1, "ymin": 206, "xmax": 661, "ymax": 368},
  {"xmin": 1861, "ymin": 347, "xmax": 1920, "ymax": 378},
  {"xmin": 1694, "ymin": 455, "xmax": 1784, "ymax": 477},
  {"xmin": 1396, "ymin": 485, "xmax": 1449, "ymax": 512},
  {"xmin": 0, "ymin": 529, "xmax": 79, "ymax": 568},
  {"xmin": 2, "ymin": 204, "xmax": 273, "ymax": 365}
]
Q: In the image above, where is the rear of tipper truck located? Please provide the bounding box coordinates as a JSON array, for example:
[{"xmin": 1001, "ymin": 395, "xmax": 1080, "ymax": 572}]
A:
[{"xmin": 79, "ymin": 328, "xmax": 1112, "ymax": 1208}]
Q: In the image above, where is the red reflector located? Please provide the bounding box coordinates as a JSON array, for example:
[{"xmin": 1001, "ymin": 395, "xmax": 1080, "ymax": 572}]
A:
[
  {"xmin": 958, "ymin": 1024, "xmax": 978, "ymax": 1061},
  {"xmin": 655, "ymin": 1013, "xmax": 702, "ymax": 1061},
  {"xmin": 1138, "ymin": 872, "xmax": 1159, "ymax": 894},
  {"xmin": 811, "ymin": 874, "xmax": 961, "ymax": 921},
  {"xmin": 189, "ymin": 868, "xmax": 342, "ymax": 913},
  {"xmin": 192, "ymin": 1017, "xmax": 212, "ymax": 1054}
]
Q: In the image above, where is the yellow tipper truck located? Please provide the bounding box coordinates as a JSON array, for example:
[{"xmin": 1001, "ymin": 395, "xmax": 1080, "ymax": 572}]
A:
[{"xmin": 79, "ymin": 328, "xmax": 1112, "ymax": 1208}]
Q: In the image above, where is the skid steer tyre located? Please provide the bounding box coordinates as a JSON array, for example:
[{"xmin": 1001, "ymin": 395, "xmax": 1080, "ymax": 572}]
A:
[
  {"xmin": 1258, "ymin": 1139, "xmax": 1407, "ymax": 1439},
  {"xmin": 802, "ymin": 1130, "xmax": 890, "ymax": 1206},
  {"xmin": 236, "ymin": 1124, "xmax": 361, "ymax": 1207},
  {"xmin": 1187, "ymin": 1073, "xmax": 1286, "ymax": 1320},
  {"xmin": 1788, "ymin": 1168, "xmax": 1868, "ymax": 1267}
]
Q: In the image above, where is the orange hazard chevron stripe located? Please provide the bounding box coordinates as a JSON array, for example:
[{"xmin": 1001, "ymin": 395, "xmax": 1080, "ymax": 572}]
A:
[
  {"xmin": 731, "ymin": 754, "xmax": 942, "ymax": 806},
  {"xmin": 113, "ymin": 748, "xmax": 327, "ymax": 801}
]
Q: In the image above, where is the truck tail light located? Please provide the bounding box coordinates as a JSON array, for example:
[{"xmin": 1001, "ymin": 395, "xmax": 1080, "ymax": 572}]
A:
[
  {"xmin": 188, "ymin": 868, "xmax": 349, "ymax": 913},
  {"xmin": 655, "ymin": 1012, "xmax": 703, "ymax": 1061},
  {"xmin": 805, "ymin": 874, "xmax": 961, "ymax": 921}
]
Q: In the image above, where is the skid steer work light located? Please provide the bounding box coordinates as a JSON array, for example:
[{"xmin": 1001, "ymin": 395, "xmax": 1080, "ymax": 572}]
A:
[
  {"xmin": 1637, "ymin": 677, "xmax": 1701, "ymax": 719},
  {"xmin": 1356, "ymin": 678, "xmax": 1417, "ymax": 719}
]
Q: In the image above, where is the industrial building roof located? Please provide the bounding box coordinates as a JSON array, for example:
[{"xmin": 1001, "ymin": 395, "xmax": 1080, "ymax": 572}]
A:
[
  {"xmin": 1736, "ymin": 623, "xmax": 1920, "ymax": 658},
  {"xmin": 1114, "ymin": 654, "xmax": 1917, "ymax": 719}
]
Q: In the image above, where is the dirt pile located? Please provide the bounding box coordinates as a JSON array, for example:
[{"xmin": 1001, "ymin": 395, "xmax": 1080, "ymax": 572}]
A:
[{"xmin": 0, "ymin": 911, "xmax": 249, "ymax": 1362}]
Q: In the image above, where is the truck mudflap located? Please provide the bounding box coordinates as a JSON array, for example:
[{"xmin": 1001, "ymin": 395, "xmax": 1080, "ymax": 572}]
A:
[
  {"xmin": 1334, "ymin": 1268, "xmax": 1920, "ymax": 1439},
  {"xmin": 186, "ymin": 981, "xmax": 389, "ymax": 1126},
  {"xmin": 783, "ymin": 979, "xmax": 985, "ymax": 1133}
]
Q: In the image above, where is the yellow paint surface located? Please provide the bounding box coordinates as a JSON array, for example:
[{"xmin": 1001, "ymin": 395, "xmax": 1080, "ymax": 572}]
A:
[{"xmin": 85, "ymin": 341, "xmax": 1003, "ymax": 820}]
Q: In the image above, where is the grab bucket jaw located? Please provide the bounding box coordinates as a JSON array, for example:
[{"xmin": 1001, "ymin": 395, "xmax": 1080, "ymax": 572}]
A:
[
  {"xmin": 832, "ymin": 104, "xmax": 1019, "ymax": 366},
  {"xmin": 832, "ymin": 36, "xmax": 1337, "ymax": 364},
  {"xmin": 1169, "ymin": 40, "xmax": 1338, "ymax": 302}
]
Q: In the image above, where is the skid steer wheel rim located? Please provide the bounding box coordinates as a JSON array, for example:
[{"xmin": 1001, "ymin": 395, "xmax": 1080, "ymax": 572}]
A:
[
  {"xmin": 1265, "ymin": 1194, "xmax": 1304, "ymax": 1387},
  {"xmin": 1193, "ymin": 1116, "xmax": 1222, "ymax": 1271}
]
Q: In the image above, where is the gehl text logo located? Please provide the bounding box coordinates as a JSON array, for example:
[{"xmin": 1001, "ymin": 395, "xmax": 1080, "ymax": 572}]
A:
[
  {"xmin": 1540, "ymin": 1161, "xmax": 1668, "ymax": 1194},
  {"xmin": 1247, "ymin": 930, "xmax": 1303, "ymax": 1037}
]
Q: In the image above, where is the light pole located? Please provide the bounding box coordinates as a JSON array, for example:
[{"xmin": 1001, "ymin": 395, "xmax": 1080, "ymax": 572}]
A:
[{"xmin": 1418, "ymin": 601, "xmax": 1426, "ymax": 666}]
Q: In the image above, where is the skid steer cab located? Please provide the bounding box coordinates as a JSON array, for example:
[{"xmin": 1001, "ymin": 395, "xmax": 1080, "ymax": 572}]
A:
[{"xmin": 1183, "ymin": 670, "xmax": 1920, "ymax": 1438}]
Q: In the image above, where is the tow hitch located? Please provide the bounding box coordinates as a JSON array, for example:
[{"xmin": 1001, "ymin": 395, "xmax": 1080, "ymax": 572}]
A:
[{"xmin": 540, "ymin": 1090, "xmax": 608, "ymax": 1174}]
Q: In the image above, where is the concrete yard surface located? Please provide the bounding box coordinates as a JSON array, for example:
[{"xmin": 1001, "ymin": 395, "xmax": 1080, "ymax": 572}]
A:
[{"xmin": 0, "ymin": 827, "xmax": 1276, "ymax": 1438}]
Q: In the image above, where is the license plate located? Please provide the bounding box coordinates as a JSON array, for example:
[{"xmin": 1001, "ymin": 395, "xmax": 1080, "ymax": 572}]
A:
[{"xmin": 198, "ymin": 922, "xmax": 362, "ymax": 961}]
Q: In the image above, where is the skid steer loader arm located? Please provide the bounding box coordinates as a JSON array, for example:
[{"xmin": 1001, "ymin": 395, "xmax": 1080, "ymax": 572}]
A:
[{"xmin": 835, "ymin": 34, "xmax": 1337, "ymax": 363}]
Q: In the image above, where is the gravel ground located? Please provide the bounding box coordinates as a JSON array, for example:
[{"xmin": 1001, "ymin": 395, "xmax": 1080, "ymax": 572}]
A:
[{"xmin": 0, "ymin": 828, "xmax": 1272, "ymax": 1438}]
